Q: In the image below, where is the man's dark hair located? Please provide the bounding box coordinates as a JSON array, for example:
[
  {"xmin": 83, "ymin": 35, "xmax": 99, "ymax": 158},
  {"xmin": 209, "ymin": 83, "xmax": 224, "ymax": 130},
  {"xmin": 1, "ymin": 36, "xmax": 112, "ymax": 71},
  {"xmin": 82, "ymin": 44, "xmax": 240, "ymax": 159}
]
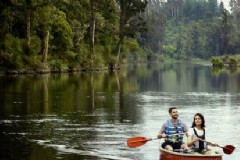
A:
[{"xmin": 169, "ymin": 107, "xmax": 177, "ymax": 113}]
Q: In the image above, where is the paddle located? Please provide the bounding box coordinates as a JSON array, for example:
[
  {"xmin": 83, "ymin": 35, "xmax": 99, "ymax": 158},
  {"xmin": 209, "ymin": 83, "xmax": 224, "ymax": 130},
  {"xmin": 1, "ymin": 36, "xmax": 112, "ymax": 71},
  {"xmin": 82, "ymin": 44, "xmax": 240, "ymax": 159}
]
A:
[
  {"xmin": 127, "ymin": 133, "xmax": 185, "ymax": 148},
  {"xmin": 127, "ymin": 136, "xmax": 153, "ymax": 148},
  {"xmin": 200, "ymin": 139, "xmax": 235, "ymax": 155}
]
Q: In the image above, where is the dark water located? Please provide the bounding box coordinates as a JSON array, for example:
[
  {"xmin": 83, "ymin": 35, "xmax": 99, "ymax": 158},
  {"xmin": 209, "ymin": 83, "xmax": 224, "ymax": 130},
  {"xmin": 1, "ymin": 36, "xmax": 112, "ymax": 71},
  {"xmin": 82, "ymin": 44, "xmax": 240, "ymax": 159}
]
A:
[{"xmin": 0, "ymin": 63, "xmax": 239, "ymax": 160}]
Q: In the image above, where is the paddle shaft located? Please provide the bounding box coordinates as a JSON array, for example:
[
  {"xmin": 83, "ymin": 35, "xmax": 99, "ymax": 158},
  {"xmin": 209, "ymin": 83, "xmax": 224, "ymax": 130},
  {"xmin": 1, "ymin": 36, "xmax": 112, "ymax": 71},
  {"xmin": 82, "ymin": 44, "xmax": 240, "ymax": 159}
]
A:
[
  {"xmin": 129, "ymin": 132, "xmax": 185, "ymax": 144},
  {"xmin": 200, "ymin": 139, "xmax": 222, "ymax": 148},
  {"xmin": 135, "ymin": 132, "xmax": 186, "ymax": 143},
  {"xmin": 130, "ymin": 138, "xmax": 154, "ymax": 144},
  {"xmin": 127, "ymin": 132, "xmax": 186, "ymax": 148},
  {"xmin": 200, "ymin": 139, "xmax": 233, "ymax": 152},
  {"xmin": 159, "ymin": 132, "xmax": 186, "ymax": 138}
]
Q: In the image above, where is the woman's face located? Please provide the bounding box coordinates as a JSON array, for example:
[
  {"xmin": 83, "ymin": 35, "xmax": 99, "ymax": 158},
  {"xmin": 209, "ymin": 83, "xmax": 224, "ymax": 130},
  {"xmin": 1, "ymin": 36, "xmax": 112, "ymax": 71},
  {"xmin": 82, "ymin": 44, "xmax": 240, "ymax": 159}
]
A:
[{"xmin": 194, "ymin": 115, "xmax": 202, "ymax": 126}]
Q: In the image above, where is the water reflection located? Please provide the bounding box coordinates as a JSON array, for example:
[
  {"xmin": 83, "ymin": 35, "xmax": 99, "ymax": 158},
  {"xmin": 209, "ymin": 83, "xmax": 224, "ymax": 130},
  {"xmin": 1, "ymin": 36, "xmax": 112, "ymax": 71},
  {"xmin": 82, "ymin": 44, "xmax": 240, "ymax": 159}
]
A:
[{"xmin": 0, "ymin": 63, "xmax": 239, "ymax": 160}]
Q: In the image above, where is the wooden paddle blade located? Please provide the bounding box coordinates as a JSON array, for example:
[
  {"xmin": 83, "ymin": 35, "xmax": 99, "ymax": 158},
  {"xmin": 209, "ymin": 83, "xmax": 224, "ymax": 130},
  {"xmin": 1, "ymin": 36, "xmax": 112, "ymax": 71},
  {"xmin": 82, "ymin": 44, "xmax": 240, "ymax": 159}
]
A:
[
  {"xmin": 127, "ymin": 136, "xmax": 149, "ymax": 148},
  {"xmin": 223, "ymin": 145, "xmax": 235, "ymax": 154}
]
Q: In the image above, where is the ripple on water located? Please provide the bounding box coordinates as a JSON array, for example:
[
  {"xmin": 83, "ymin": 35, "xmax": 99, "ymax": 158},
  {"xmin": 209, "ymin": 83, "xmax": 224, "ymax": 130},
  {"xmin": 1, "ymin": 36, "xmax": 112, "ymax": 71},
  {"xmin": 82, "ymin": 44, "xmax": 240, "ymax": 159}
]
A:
[{"xmin": 30, "ymin": 139, "xmax": 133, "ymax": 160}]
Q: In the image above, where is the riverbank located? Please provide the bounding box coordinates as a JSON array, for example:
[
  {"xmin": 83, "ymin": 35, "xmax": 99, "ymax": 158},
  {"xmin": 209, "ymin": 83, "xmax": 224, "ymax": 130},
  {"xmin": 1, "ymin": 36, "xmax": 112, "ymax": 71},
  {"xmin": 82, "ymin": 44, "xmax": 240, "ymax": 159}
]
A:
[
  {"xmin": 0, "ymin": 65, "xmax": 122, "ymax": 75},
  {"xmin": 1, "ymin": 56, "xmax": 239, "ymax": 75}
]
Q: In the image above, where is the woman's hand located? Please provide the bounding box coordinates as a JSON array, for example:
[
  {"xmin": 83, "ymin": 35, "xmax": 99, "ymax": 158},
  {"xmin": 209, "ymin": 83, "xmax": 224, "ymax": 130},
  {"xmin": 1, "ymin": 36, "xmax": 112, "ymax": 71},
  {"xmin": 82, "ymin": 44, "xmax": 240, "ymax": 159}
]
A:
[{"xmin": 193, "ymin": 137, "xmax": 203, "ymax": 142}]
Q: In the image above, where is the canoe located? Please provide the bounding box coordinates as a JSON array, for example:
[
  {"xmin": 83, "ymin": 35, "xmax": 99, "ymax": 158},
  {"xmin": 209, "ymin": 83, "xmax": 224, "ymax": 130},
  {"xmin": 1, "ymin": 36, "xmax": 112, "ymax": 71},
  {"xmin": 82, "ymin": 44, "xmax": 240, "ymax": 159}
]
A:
[{"xmin": 160, "ymin": 146, "xmax": 222, "ymax": 160}]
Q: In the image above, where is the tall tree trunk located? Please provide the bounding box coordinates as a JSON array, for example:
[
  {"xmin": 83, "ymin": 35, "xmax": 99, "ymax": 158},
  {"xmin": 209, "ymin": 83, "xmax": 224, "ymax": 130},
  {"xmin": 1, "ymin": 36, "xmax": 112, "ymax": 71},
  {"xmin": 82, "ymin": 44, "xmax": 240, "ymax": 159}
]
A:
[
  {"xmin": 237, "ymin": 11, "xmax": 240, "ymax": 53},
  {"xmin": 43, "ymin": 31, "xmax": 49, "ymax": 63},
  {"xmin": 116, "ymin": 37, "xmax": 123, "ymax": 66},
  {"xmin": 89, "ymin": 0, "xmax": 95, "ymax": 67},
  {"xmin": 26, "ymin": 9, "xmax": 31, "ymax": 52},
  {"xmin": 222, "ymin": 9, "xmax": 229, "ymax": 54},
  {"xmin": 116, "ymin": 1, "xmax": 125, "ymax": 67},
  {"xmin": 26, "ymin": 0, "xmax": 32, "ymax": 52}
]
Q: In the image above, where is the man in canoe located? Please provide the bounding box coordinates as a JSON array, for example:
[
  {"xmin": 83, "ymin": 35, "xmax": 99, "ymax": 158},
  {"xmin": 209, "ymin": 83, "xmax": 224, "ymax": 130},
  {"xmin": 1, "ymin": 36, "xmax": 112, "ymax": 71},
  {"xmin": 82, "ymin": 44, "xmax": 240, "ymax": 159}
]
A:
[{"xmin": 158, "ymin": 107, "xmax": 189, "ymax": 151}]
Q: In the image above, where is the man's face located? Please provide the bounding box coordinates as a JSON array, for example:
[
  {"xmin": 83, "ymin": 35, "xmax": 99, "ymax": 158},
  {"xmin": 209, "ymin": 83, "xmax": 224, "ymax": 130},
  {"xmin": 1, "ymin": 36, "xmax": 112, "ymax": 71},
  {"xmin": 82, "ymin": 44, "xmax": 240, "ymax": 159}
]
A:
[{"xmin": 170, "ymin": 109, "xmax": 178, "ymax": 119}]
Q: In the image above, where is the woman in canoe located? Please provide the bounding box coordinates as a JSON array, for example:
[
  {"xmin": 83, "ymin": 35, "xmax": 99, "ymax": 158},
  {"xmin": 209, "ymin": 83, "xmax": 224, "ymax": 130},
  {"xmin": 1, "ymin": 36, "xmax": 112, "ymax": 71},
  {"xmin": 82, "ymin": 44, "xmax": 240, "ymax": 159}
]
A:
[{"xmin": 187, "ymin": 113, "xmax": 218, "ymax": 154}]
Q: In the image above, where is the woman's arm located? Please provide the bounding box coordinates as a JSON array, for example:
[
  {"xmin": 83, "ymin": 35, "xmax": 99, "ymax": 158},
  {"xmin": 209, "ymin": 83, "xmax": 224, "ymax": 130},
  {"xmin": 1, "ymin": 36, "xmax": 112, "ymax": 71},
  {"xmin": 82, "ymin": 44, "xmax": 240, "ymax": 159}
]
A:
[
  {"xmin": 187, "ymin": 131, "xmax": 194, "ymax": 147},
  {"xmin": 187, "ymin": 136, "xmax": 202, "ymax": 147},
  {"xmin": 187, "ymin": 129, "xmax": 202, "ymax": 147}
]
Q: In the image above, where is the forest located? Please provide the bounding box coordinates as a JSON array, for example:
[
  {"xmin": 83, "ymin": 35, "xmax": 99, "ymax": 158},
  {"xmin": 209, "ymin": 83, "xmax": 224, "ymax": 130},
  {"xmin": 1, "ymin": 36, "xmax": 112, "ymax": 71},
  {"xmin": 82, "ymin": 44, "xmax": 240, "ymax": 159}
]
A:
[{"xmin": 0, "ymin": 0, "xmax": 239, "ymax": 73}]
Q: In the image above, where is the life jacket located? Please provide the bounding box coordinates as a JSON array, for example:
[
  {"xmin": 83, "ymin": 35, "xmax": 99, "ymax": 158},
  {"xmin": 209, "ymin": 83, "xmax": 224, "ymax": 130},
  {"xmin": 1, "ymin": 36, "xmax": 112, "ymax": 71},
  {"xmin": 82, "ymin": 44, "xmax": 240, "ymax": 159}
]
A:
[
  {"xmin": 165, "ymin": 119, "xmax": 184, "ymax": 143},
  {"xmin": 193, "ymin": 128, "xmax": 205, "ymax": 151}
]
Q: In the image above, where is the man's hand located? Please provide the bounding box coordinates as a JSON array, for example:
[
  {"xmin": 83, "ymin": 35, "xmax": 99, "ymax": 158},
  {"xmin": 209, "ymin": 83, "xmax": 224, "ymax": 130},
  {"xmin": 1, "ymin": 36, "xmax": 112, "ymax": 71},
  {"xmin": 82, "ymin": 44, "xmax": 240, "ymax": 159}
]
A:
[{"xmin": 158, "ymin": 133, "xmax": 167, "ymax": 138}]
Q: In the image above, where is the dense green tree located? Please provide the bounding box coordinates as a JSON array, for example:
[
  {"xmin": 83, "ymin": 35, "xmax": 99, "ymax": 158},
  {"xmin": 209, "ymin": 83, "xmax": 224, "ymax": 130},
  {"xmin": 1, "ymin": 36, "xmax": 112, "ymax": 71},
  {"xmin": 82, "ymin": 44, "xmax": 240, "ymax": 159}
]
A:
[
  {"xmin": 1, "ymin": 0, "xmax": 240, "ymax": 72},
  {"xmin": 139, "ymin": 0, "xmax": 166, "ymax": 61},
  {"xmin": 166, "ymin": 0, "xmax": 183, "ymax": 19},
  {"xmin": 115, "ymin": 0, "xmax": 147, "ymax": 66},
  {"xmin": 219, "ymin": 9, "xmax": 230, "ymax": 55},
  {"xmin": 4, "ymin": 0, "xmax": 52, "ymax": 53},
  {"xmin": 208, "ymin": 0, "xmax": 218, "ymax": 17},
  {"xmin": 230, "ymin": 0, "xmax": 240, "ymax": 53}
]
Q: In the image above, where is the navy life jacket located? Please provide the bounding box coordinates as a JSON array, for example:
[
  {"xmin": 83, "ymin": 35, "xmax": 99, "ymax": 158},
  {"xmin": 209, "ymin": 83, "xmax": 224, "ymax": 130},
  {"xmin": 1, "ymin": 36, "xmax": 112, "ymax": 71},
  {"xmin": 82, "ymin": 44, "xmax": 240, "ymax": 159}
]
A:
[
  {"xmin": 193, "ymin": 128, "xmax": 205, "ymax": 151},
  {"xmin": 165, "ymin": 119, "xmax": 184, "ymax": 143}
]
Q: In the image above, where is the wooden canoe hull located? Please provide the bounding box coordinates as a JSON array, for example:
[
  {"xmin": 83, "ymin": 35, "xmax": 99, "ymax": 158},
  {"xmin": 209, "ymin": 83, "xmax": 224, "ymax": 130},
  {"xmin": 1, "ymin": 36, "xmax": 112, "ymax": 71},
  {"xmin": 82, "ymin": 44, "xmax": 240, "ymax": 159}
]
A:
[{"xmin": 160, "ymin": 148, "xmax": 222, "ymax": 160}]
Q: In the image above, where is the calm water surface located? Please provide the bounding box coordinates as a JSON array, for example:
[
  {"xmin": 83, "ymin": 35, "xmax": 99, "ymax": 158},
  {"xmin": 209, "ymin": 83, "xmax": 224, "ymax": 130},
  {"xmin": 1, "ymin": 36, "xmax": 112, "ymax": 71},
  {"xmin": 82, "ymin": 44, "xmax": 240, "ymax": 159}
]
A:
[{"xmin": 0, "ymin": 63, "xmax": 239, "ymax": 160}]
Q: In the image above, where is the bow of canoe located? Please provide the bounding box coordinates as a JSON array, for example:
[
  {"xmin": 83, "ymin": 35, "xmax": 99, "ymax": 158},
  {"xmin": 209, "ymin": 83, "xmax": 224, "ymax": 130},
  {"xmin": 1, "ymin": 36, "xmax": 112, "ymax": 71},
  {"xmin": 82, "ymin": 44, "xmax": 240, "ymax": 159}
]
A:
[{"xmin": 160, "ymin": 146, "xmax": 222, "ymax": 160}]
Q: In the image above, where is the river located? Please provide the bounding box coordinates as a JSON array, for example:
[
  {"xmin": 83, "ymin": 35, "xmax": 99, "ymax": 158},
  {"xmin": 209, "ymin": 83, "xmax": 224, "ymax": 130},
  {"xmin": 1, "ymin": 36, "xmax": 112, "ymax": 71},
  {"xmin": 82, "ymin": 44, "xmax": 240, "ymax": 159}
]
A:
[{"xmin": 0, "ymin": 63, "xmax": 239, "ymax": 160}]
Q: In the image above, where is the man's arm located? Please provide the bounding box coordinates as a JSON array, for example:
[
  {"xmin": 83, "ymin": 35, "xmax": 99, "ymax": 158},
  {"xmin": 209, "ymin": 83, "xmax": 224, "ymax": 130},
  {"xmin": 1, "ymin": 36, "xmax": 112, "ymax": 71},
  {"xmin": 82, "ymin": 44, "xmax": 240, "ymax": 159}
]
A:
[{"xmin": 158, "ymin": 122, "xmax": 166, "ymax": 138}]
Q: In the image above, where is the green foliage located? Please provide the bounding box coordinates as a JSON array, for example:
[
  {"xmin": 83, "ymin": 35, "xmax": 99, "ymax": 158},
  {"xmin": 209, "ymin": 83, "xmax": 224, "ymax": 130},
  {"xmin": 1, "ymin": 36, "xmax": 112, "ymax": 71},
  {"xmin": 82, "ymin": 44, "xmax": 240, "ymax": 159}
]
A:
[
  {"xmin": 29, "ymin": 35, "xmax": 42, "ymax": 55},
  {"xmin": 141, "ymin": 0, "xmax": 240, "ymax": 62},
  {"xmin": 211, "ymin": 67, "xmax": 224, "ymax": 76},
  {"xmin": 0, "ymin": 34, "xmax": 25, "ymax": 69},
  {"xmin": 102, "ymin": 45, "xmax": 116, "ymax": 66},
  {"xmin": 34, "ymin": 5, "xmax": 53, "ymax": 34},
  {"xmin": 77, "ymin": 43, "xmax": 90, "ymax": 68},
  {"xmin": 92, "ymin": 53, "xmax": 105, "ymax": 68},
  {"xmin": 163, "ymin": 45, "xmax": 175, "ymax": 57},
  {"xmin": 3, "ymin": 34, "xmax": 25, "ymax": 55},
  {"xmin": 118, "ymin": 0, "xmax": 148, "ymax": 41},
  {"xmin": 50, "ymin": 9, "xmax": 73, "ymax": 53},
  {"xmin": 210, "ymin": 55, "xmax": 238, "ymax": 73},
  {"xmin": 124, "ymin": 39, "xmax": 139, "ymax": 52},
  {"xmin": 211, "ymin": 57, "xmax": 224, "ymax": 68},
  {"xmin": 64, "ymin": 50, "xmax": 80, "ymax": 69},
  {"xmin": 22, "ymin": 54, "xmax": 43, "ymax": 70},
  {"xmin": 158, "ymin": 55, "xmax": 165, "ymax": 62},
  {"xmin": 183, "ymin": 0, "xmax": 219, "ymax": 20},
  {"xmin": 228, "ymin": 56, "xmax": 238, "ymax": 68},
  {"xmin": 2, "ymin": 0, "xmax": 240, "ymax": 71},
  {"xmin": 50, "ymin": 59, "xmax": 68, "ymax": 72}
]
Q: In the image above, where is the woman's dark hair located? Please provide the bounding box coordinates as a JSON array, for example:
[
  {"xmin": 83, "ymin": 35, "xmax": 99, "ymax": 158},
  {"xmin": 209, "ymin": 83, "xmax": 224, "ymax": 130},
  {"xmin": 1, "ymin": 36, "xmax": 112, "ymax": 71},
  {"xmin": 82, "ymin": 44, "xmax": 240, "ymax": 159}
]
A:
[{"xmin": 191, "ymin": 113, "xmax": 205, "ymax": 128}]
